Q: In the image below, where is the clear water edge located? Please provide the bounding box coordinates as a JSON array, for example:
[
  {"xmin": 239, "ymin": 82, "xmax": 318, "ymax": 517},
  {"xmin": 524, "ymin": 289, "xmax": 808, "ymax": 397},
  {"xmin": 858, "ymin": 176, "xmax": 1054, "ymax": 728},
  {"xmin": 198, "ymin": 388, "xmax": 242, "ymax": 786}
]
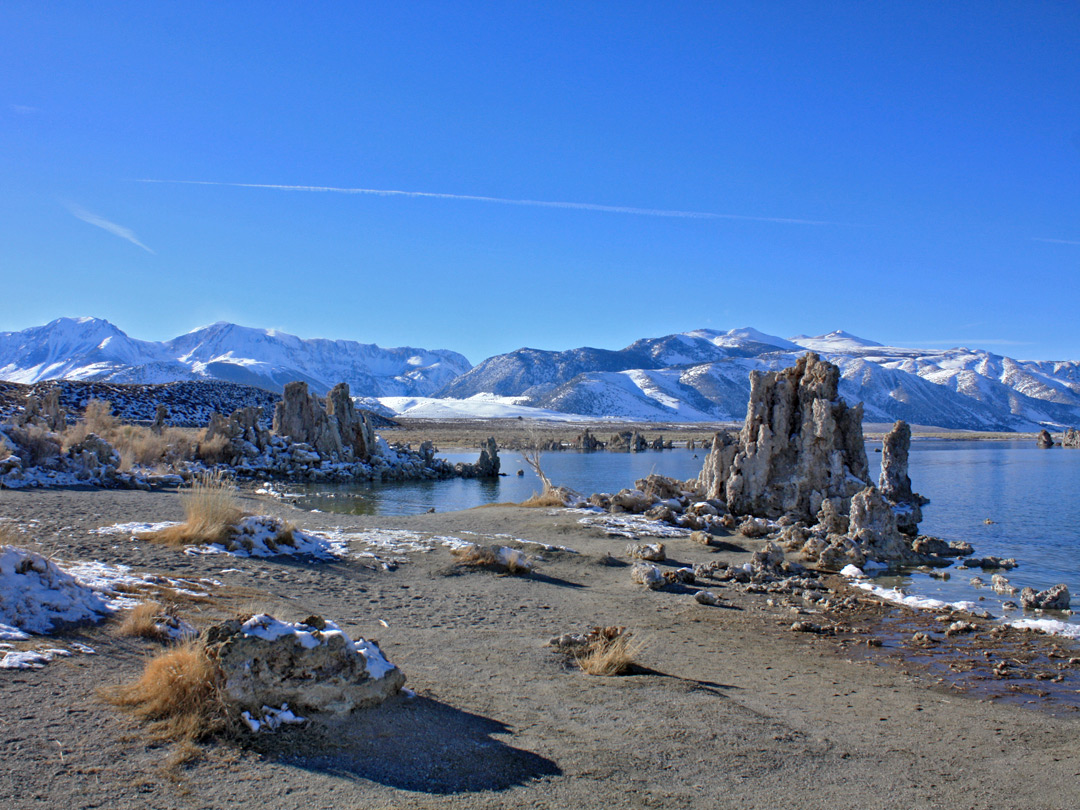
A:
[{"xmin": 295, "ymin": 440, "xmax": 1080, "ymax": 629}]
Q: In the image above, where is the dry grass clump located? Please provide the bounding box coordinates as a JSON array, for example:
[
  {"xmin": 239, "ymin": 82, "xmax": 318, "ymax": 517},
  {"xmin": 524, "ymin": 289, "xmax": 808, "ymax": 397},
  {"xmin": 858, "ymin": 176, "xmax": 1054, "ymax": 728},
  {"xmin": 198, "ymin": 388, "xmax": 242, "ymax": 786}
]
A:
[
  {"xmin": 195, "ymin": 433, "xmax": 230, "ymax": 465},
  {"xmin": 101, "ymin": 640, "xmax": 230, "ymax": 743},
  {"xmin": 62, "ymin": 399, "xmax": 200, "ymax": 471},
  {"xmin": 0, "ymin": 521, "xmax": 19, "ymax": 544},
  {"xmin": 6, "ymin": 423, "xmax": 62, "ymax": 466},
  {"xmin": 450, "ymin": 543, "xmax": 532, "ymax": 574},
  {"xmin": 519, "ymin": 490, "xmax": 566, "ymax": 508},
  {"xmin": 573, "ymin": 627, "xmax": 646, "ymax": 676},
  {"xmin": 118, "ymin": 601, "xmax": 188, "ymax": 641},
  {"xmin": 140, "ymin": 472, "xmax": 244, "ymax": 547}
]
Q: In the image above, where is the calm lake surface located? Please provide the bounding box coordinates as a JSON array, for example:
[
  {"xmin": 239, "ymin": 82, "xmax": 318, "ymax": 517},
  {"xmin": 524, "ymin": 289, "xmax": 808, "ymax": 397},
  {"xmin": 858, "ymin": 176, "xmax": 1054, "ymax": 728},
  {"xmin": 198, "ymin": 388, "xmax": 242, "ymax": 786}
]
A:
[{"xmin": 298, "ymin": 440, "xmax": 1080, "ymax": 626}]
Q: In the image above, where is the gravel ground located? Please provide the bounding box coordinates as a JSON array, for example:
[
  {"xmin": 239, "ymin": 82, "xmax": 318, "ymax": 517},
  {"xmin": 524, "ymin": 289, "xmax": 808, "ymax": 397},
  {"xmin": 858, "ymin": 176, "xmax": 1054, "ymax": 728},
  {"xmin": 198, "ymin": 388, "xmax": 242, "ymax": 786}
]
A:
[{"xmin": 1, "ymin": 486, "xmax": 1078, "ymax": 810}]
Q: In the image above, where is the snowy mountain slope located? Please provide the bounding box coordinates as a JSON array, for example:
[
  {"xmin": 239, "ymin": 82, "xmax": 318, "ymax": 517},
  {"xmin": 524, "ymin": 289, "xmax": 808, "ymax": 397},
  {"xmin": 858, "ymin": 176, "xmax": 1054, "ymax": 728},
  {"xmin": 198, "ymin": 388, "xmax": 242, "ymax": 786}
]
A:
[
  {"xmin": 436, "ymin": 329, "xmax": 1080, "ymax": 429},
  {"xmin": 0, "ymin": 317, "xmax": 192, "ymax": 383},
  {"xmin": 4, "ymin": 319, "xmax": 1080, "ymax": 430},
  {"xmin": 0, "ymin": 318, "xmax": 471, "ymax": 397},
  {"xmin": 437, "ymin": 346, "xmax": 650, "ymax": 399}
]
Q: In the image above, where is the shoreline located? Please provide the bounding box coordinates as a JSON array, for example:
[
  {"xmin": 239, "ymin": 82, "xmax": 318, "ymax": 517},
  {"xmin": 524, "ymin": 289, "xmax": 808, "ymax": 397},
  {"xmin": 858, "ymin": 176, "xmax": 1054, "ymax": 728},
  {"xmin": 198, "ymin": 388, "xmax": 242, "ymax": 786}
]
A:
[{"xmin": 1, "ymin": 486, "xmax": 1078, "ymax": 808}]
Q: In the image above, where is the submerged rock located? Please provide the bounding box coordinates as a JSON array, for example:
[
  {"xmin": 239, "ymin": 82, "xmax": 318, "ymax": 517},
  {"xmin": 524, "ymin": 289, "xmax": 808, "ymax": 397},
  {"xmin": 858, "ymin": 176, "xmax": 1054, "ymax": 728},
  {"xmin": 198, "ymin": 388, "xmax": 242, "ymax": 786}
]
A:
[{"xmin": 1020, "ymin": 584, "xmax": 1070, "ymax": 611}]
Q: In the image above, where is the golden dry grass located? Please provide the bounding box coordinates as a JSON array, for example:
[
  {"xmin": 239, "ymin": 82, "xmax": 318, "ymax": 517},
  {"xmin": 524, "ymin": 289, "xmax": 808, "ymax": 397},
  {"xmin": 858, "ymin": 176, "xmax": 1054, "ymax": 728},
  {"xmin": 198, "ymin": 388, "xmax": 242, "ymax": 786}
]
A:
[
  {"xmin": 0, "ymin": 522, "xmax": 18, "ymax": 545},
  {"xmin": 574, "ymin": 630, "xmax": 646, "ymax": 676},
  {"xmin": 195, "ymin": 433, "xmax": 230, "ymax": 465},
  {"xmin": 519, "ymin": 490, "xmax": 566, "ymax": 508},
  {"xmin": 101, "ymin": 640, "xmax": 230, "ymax": 742},
  {"xmin": 140, "ymin": 472, "xmax": 244, "ymax": 547},
  {"xmin": 118, "ymin": 602, "xmax": 173, "ymax": 641},
  {"xmin": 449, "ymin": 543, "xmax": 532, "ymax": 574},
  {"xmin": 450, "ymin": 543, "xmax": 499, "ymax": 566},
  {"xmin": 62, "ymin": 399, "xmax": 201, "ymax": 471}
]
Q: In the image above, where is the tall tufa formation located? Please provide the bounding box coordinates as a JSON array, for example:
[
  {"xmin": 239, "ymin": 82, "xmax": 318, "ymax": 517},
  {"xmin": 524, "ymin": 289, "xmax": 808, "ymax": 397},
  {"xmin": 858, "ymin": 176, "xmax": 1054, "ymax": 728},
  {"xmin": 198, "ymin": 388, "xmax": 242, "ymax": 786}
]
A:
[
  {"xmin": 699, "ymin": 353, "xmax": 870, "ymax": 522},
  {"xmin": 1062, "ymin": 428, "xmax": 1080, "ymax": 449},
  {"xmin": 878, "ymin": 420, "xmax": 928, "ymax": 535},
  {"xmin": 272, "ymin": 381, "xmax": 377, "ymax": 462}
]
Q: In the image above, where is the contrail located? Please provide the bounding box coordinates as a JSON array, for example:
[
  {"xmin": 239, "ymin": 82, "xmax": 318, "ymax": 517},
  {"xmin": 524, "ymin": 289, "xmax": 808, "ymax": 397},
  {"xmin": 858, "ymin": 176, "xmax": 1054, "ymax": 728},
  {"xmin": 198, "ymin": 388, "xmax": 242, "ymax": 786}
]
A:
[
  {"xmin": 1032, "ymin": 237, "xmax": 1080, "ymax": 246},
  {"xmin": 64, "ymin": 202, "xmax": 155, "ymax": 254},
  {"xmin": 135, "ymin": 178, "xmax": 851, "ymax": 226}
]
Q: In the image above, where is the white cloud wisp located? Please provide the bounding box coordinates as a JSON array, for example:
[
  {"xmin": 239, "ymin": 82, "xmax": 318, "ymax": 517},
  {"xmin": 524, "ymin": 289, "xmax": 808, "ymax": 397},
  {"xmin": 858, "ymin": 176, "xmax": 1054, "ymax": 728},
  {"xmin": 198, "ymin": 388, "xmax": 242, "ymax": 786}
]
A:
[
  {"xmin": 135, "ymin": 178, "xmax": 851, "ymax": 226},
  {"xmin": 65, "ymin": 203, "xmax": 155, "ymax": 254}
]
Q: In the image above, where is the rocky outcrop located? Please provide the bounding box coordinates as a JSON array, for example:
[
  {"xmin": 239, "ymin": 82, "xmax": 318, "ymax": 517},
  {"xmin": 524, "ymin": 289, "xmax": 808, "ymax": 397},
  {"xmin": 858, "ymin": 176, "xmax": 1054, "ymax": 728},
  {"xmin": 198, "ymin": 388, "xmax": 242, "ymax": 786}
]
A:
[
  {"xmin": 846, "ymin": 486, "xmax": 920, "ymax": 564},
  {"xmin": 206, "ymin": 406, "xmax": 273, "ymax": 463},
  {"xmin": 609, "ymin": 431, "xmax": 648, "ymax": 452},
  {"xmin": 272, "ymin": 382, "xmax": 377, "ymax": 462},
  {"xmin": 475, "ymin": 437, "xmax": 500, "ymax": 477},
  {"xmin": 697, "ymin": 431, "xmax": 737, "ymax": 501},
  {"xmin": 1020, "ymin": 584, "xmax": 1070, "ymax": 611},
  {"xmin": 700, "ymin": 353, "xmax": 870, "ymax": 522},
  {"xmin": 576, "ymin": 428, "xmax": 604, "ymax": 451},
  {"xmin": 203, "ymin": 614, "xmax": 405, "ymax": 715},
  {"xmin": 325, "ymin": 383, "xmax": 377, "ymax": 460},
  {"xmin": 1036, "ymin": 430, "xmax": 1054, "ymax": 449},
  {"xmin": 878, "ymin": 420, "xmax": 928, "ymax": 535},
  {"xmin": 151, "ymin": 403, "xmax": 168, "ymax": 434},
  {"xmin": 454, "ymin": 437, "xmax": 501, "ymax": 479},
  {"xmin": 12, "ymin": 389, "xmax": 67, "ymax": 432},
  {"xmin": 1063, "ymin": 428, "xmax": 1080, "ymax": 449}
]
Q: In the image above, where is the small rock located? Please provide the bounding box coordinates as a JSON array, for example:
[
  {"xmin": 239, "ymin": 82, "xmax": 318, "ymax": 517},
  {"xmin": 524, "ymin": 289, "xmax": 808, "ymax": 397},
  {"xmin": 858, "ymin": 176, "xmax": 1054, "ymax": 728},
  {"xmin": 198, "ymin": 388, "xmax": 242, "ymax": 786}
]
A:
[{"xmin": 630, "ymin": 563, "xmax": 665, "ymax": 590}]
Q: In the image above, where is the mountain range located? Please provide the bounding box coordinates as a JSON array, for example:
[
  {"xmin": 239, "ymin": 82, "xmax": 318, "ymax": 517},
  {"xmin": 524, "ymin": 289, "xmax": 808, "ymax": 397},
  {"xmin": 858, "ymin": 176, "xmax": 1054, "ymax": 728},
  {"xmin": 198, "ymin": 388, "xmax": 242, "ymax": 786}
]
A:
[
  {"xmin": 2, "ymin": 318, "xmax": 1079, "ymax": 431},
  {"xmin": 0, "ymin": 318, "xmax": 470, "ymax": 397}
]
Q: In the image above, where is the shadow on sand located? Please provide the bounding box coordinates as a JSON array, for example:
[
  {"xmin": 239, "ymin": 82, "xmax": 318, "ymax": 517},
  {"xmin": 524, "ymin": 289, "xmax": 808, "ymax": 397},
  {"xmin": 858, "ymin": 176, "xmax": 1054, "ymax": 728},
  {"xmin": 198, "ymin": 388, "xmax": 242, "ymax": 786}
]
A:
[{"xmin": 253, "ymin": 694, "xmax": 561, "ymax": 794}]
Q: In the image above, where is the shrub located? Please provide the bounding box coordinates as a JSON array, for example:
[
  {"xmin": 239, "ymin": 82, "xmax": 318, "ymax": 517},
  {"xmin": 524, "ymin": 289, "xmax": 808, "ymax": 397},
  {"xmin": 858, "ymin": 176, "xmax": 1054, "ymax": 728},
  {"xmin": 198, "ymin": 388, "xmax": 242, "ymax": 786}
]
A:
[
  {"xmin": 101, "ymin": 640, "xmax": 229, "ymax": 742},
  {"xmin": 573, "ymin": 628, "xmax": 645, "ymax": 676},
  {"xmin": 6, "ymin": 423, "xmax": 62, "ymax": 466},
  {"xmin": 118, "ymin": 602, "xmax": 174, "ymax": 641},
  {"xmin": 195, "ymin": 433, "xmax": 230, "ymax": 465},
  {"xmin": 140, "ymin": 472, "xmax": 244, "ymax": 546},
  {"xmin": 519, "ymin": 490, "xmax": 566, "ymax": 508}
]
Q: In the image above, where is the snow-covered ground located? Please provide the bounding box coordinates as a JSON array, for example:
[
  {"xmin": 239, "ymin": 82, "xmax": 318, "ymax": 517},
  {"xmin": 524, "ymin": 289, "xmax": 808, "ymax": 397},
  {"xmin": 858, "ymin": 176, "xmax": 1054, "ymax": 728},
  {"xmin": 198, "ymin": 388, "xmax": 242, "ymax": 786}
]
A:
[{"xmin": 377, "ymin": 393, "xmax": 600, "ymax": 421}]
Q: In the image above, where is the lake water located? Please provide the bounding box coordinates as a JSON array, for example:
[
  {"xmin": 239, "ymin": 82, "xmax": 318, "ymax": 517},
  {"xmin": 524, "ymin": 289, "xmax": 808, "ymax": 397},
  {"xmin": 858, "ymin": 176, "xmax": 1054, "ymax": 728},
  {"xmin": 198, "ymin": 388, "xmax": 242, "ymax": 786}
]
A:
[{"xmin": 298, "ymin": 441, "xmax": 1080, "ymax": 628}]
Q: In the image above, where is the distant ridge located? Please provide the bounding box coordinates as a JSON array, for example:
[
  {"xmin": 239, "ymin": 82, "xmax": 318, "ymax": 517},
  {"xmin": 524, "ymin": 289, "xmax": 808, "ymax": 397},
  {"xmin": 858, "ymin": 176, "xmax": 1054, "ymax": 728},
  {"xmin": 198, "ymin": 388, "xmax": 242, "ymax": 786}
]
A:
[
  {"xmin": 433, "ymin": 328, "xmax": 1080, "ymax": 430},
  {"xmin": 2, "ymin": 319, "xmax": 1079, "ymax": 430},
  {"xmin": 0, "ymin": 317, "xmax": 471, "ymax": 397}
]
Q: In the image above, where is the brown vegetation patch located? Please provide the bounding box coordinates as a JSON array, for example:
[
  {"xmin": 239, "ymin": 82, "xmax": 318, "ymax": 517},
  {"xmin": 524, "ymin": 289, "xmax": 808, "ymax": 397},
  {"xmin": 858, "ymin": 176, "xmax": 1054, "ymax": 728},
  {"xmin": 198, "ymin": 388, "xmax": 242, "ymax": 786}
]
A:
[
  {"xmin": 140, "ymin": 472, "xmax": 244, "ymax": 547},
  {"xmin": 450, "ymin": 543, "xmax": 533, "ymax": 575},
  {"xmin": 118, "ymin": 602, "xmax": 173, "ymax": 641},
  {"xmin": 570, "ymin": 627, "xmax": 646, "ymax": 676},
  {"xmin": 101, "ymin": 641, "xmax": 231, "ymax": 743},
  {"xmin": 519, "ymin": 490, "xmax": 566, "ymax": 508}
]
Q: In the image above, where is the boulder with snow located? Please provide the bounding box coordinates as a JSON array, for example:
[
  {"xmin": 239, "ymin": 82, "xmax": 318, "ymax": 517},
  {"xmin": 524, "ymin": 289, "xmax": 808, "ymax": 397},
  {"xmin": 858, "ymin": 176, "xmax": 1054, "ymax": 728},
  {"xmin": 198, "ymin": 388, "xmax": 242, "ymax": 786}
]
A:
[{"xmin": 203, "ymin": 614, "xmax": 405, "ymax": 715}]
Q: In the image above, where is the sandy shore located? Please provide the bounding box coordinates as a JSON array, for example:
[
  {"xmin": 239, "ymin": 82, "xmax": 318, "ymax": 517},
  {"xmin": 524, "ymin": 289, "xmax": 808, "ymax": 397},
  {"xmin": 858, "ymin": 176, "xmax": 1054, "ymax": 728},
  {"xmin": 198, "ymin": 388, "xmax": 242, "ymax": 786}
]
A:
[{"xmin": 1, "ymin": 485, "xmax": 1078, "ymax": 810}]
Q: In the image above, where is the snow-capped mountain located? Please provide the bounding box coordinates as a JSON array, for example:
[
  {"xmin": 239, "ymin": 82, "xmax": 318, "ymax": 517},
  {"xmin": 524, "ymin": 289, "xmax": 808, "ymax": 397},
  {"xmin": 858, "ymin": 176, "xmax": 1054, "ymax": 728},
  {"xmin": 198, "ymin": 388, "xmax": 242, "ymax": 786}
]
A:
[
  {"xmin": 4, "ymin": 320, "xmax": 1079, "ymax": 430},
  {"xmin": 435, "ymin": 328, "xmax": 1080, "ymax": 430},
  {"xmin": 0, "ymin": 318, "xmax": 471, "ymax": 397}
]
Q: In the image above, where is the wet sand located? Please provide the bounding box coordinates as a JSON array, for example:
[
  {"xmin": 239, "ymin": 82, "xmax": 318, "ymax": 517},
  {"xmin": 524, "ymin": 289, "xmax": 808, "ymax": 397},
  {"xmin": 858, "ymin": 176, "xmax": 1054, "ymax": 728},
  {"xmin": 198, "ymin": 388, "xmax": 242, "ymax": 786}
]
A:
[{"xmin": 1, "ymin": 486, "xmax": 1078, "ymax": 810}]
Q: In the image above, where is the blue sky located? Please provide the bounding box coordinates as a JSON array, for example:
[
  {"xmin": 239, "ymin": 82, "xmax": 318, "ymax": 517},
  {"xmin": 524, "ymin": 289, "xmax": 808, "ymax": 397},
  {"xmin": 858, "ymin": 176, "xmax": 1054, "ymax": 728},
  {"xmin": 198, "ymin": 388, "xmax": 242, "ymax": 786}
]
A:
[{"xmin": 1, "ymin": 2, "xmax": 1077, "ymax": 364}]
